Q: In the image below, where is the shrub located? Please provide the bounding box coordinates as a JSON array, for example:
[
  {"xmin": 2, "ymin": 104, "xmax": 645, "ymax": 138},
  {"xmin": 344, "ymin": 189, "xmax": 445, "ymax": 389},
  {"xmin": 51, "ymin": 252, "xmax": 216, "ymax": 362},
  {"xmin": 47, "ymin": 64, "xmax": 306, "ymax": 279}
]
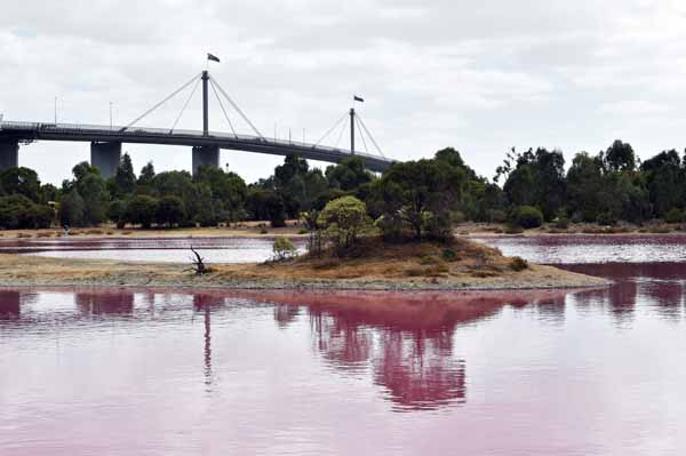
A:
[
  {"xmin": 512, "ymin": 206, "xmax": 543, "ymax": 229},
  {"xmin": 510, "ymin": 256, "xmax": 529, "ymax": 271},
  {"xmin": 272, "ymin": 237, "xmax": 297, "ymax": 261},
  {"xmin": 664, "ymin": 208, "xmax": 684, "ymax": 224},
  {"xmin": 317, "ymin": 196, "xmax": 372, "ymax": 254}
]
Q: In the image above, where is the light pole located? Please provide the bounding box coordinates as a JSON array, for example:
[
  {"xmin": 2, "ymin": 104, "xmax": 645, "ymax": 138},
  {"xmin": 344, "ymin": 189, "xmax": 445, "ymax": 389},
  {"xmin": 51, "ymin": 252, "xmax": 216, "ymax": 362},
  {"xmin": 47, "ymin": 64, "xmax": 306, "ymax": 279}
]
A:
[{"xmin": 109, "ymin": 101, "xmax": 113, "ymax": 129}]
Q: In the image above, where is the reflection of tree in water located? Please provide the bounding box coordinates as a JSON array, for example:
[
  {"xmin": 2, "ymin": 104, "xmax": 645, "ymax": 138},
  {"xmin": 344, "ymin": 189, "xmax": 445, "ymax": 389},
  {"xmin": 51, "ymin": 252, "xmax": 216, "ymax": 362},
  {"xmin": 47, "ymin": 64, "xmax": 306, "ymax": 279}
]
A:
[
  {"xmin": 231, "ymin": 290, "xmax": 564, "ymax": 412},
  {"xmin": 310, "ymin": 312, "xmax": 373, "ymax": 372},
  {"xmin": 639, "ymin": 281, "xmax": 684, "ymax": 320},
  {"xmin": 75, "ymin": 291, "xmax": 134, "ymax": 315},
  {"xmin": 193, "ymin": 294, "xmax": 225, "ymax": 388},
  {"xmin": 566, "ymin": 262, "xmax": 686, "ymax": 323},
  {"xmin": 534, "ymin": 296, "xmax": 567, "ymax": 324},
  {"xmin": 373, "ymin": 329, "xmax": 466, "ymax": 411},
  {"xmin": 0, "ymin": 290, "xmax": 21, "ymax": 320},
  {"xmin": 274, "ymin": 304, "xmax": 300, "ymax": 329}
]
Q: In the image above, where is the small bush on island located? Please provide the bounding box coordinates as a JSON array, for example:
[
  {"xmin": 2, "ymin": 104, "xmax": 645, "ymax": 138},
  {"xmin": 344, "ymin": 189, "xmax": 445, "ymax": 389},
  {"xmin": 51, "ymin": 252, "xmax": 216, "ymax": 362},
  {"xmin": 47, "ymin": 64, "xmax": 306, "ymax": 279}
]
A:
[
  {"xmin": 272, "ymin": 236, "xmax": 298, "ymax": 261},
  {"xmin": 511, "ymin": 206, "xmax": 543, "ymax": 229},
  {"xmin": 510, "ymin": 256, "xmax": 529, "ymax": 271},
  {"xmin": 317, "ymin": 196, "xmax": 373, "ymax": 255}
]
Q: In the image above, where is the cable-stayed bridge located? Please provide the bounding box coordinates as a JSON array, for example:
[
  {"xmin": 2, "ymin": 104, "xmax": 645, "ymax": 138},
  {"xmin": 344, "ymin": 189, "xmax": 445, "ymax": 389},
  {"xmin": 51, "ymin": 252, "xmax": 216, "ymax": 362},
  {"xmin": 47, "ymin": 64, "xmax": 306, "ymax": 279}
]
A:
[{"xmin": 0, "ymin": 70, "xmax": 394, "ymax": 177}]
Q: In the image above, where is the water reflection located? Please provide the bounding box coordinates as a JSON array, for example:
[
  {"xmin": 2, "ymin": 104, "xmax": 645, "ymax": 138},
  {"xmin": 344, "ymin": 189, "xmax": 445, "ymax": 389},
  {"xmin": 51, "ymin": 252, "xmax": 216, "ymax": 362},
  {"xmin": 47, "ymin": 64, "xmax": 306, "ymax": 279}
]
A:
[
  {"xmin": 0, "ymin": 290, "xmax": 21, "ymax": 319},
  {"xmin": 1, "ymin": 261, "xmax": 682, "ymax": 417},
  {"xmin": 565, "ymin": 262, "xmax": 685, "ymax": 322},
  {"xmin": 245, "ymin": 289, "xmax": 577, "ymax": 412},
  {"xmin": 193, "ymin": 294, "xmax": 225, "ymax": 388},
  {"xmin": 75, "ymin": 291, "xmax": 134, "ymax": 315}
]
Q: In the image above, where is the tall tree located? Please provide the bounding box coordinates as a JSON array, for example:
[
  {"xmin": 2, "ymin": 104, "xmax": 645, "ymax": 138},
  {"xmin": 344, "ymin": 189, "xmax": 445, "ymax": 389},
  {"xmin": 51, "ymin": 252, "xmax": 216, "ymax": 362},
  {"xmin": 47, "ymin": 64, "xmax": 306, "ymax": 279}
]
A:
[
  {"xmin": 113, "ymin": 153, "xmax": 136, "ymax": 197},
  {"xmin": 603, "ymin": 140, "xmax": 636, "ymax": 173}
]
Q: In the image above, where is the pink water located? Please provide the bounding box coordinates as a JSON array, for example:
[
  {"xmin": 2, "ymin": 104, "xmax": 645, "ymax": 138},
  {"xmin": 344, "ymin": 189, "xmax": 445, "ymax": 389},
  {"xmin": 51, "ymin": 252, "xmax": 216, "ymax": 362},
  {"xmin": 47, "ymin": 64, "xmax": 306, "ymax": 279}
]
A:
[{"xmin": 2, "ymin": 236, "xmax": 686, "ymax": 454}]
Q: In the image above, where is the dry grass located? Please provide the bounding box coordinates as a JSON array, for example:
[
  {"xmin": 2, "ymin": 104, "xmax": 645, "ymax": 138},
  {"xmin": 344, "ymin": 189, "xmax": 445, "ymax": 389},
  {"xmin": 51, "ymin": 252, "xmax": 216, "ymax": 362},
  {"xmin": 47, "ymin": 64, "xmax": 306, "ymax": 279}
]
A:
[{"xmin": 206, "ymin": 237, "xmax": 606, "ymax": 289}]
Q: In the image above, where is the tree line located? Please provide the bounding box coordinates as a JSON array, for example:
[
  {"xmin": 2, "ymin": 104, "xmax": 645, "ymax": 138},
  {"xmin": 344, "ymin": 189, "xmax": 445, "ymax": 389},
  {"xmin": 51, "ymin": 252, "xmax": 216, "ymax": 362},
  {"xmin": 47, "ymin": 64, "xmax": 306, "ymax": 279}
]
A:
[{"xmin": 1, "ymin": 139, "xmax": 686, "ymax": 232}]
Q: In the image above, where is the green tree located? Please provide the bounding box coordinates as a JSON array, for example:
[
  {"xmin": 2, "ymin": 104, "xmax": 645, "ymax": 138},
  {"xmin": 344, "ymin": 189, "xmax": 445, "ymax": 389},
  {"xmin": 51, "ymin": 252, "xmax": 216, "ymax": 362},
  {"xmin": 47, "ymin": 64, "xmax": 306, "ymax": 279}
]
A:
[
  {"xmin": 194, "ymin": 166, "xmax": 247, "ymax": 222},
  {"xmin": 125, "ymin": 195, "xmax": 158, "ymax": 228},
  {"xmin": 502, "ymin": 148, "xmax": 565, "ymax": 221},
  {"xmin": 370, "ymin": 159, "xmax": 465, "ymax": 240},
  {"xmin": 325, "ymin": 156, "xmax": 373, "ymax": 191},
  {"xmin": 640, "ymin": 150, "xmax": 684, "ymax": 217},
  {"xmin": 317, "ymin": 196, "xmax": 372, "ymax": 254},
  {"xmin": 246, "ymin": 187, "xmax": 286, "ymax": 227},
  {"xmin": 108, "ymin": 199, "xmax": 128, "ymax": 229},
  {"xmin": 566, "ymin": 152, "xmax": 606, "ymax": 222},
  {"xmin": 59, "ymin": 189, "xmax": 86, "ymax": 227},
  {"xmin": 273, "ymin": 154, "xmax": 327, "ymax": 217},
  {"xmin": 39, "ymin": 183, "xmax": 60, "ymax": 205},
  {"xmin": 156, "ymin": 195, "xmax": 186, "ymax": 227},
  {"xmin": 113, "ymin": 153, "xmax": 136, "ymax": 197},
  {"xmin": 137, "ymin": 161, "xmax": 156, "ymax": 193},
  {"xmin": 0, "ymin": 167, "xmax": 42, "ymax": 202},
  {"xmin": 604, "ymin": 140, "xmax": 636, "ymax": 173},
  {"xmin": 0, "ymin": 195, "xmax": 53, "ymax": 229},
  {"xmin": 63, "ymin": 162, "xmax": 109, "ymax": 226}
]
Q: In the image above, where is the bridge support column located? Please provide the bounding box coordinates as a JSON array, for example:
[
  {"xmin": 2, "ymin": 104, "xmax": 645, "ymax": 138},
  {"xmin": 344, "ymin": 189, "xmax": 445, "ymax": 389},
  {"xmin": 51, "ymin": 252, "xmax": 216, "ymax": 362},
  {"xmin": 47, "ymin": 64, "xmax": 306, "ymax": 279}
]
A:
[
  {"xmin": 90, "ymin": 141, "xmax": 121, "ymax": 179},
  {"xmin": 192, "ymin": 145, "xmax": 220, "ymax": 176},
  {"xmin": 0, "ymin": 139, "xmax": 19, "ymax": 171}
]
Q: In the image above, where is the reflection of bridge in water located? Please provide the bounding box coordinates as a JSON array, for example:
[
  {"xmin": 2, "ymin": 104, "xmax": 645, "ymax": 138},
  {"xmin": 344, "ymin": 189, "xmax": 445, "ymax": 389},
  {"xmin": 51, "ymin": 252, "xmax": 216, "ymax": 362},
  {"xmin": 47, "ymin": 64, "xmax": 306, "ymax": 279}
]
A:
[{"xmin": 0, "ymin": 70, "xmax": 394, "ymax": 177}]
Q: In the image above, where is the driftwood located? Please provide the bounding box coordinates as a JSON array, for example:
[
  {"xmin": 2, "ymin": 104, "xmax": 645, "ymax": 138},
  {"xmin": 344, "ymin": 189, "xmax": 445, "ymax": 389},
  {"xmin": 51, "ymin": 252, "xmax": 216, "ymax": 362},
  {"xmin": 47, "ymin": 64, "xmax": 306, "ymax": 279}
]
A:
[{"xmin": 188, "ymin": 246, "xmax": 210, "ymax": 275}]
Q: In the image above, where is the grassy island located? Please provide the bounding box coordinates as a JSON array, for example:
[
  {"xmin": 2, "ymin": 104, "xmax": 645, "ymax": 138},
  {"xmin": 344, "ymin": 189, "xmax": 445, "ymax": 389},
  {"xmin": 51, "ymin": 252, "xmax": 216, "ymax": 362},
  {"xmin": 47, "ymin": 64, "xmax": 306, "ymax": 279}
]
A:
[{"xmin": 0, "ymin": 236, "xmax": 606, "ymax": 291}]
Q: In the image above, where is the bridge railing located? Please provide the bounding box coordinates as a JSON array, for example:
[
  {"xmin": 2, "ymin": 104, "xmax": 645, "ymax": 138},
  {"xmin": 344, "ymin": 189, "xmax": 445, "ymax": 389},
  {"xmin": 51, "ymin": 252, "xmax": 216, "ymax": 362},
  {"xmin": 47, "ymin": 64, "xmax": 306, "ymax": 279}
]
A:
[{"xmin": 0, "ymin": 120, "xmax": 389, "ymax": 162}]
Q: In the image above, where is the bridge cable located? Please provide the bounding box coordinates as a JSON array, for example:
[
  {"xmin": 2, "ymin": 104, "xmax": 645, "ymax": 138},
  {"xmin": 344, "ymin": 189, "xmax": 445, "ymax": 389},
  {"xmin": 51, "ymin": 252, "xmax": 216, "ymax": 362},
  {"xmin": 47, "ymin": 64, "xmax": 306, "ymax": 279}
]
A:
[
  {"xmin": 209, "ymin": 78, "xmax": 238, "ymax": 138},
  {"xmin": 209, "ymin": 76, "xmax": 264, "ymax": 139},
  {"xmin": 314, "ymin": 112, "xmax": 347, "ymax": 147},
  {"xmin": 120, "ymin": 72, "xmax": 202, "ymax": 132},
  {"xmin": 169, "ymin": 77, "xmax": 201, "ymax": 133},
  {"xmin": 334, "ymin": 116, "xmax": 348, "ymax": 148},
  {"xmin": 354, "ymin": 116, "xmax": 369, "ymax": 154},
  {"xmin": 356, "ymin": 114, "xmax": 385, "ymax": 158}
]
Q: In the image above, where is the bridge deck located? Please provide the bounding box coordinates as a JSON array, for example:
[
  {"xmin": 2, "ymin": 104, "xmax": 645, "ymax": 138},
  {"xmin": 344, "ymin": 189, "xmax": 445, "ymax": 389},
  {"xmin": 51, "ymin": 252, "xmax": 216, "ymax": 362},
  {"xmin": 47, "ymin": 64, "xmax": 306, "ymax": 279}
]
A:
[{"xmin": 0, "ymin": 121, "xmax": 394, "ymax": 172}]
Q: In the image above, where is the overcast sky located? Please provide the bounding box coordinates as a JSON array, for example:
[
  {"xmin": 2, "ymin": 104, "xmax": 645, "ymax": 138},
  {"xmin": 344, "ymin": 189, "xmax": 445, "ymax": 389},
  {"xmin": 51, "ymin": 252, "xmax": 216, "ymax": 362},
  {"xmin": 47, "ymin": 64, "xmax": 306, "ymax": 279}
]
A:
[{"xmin": 2, "ymin": 0, "xmax": 686, "ymax": 185}]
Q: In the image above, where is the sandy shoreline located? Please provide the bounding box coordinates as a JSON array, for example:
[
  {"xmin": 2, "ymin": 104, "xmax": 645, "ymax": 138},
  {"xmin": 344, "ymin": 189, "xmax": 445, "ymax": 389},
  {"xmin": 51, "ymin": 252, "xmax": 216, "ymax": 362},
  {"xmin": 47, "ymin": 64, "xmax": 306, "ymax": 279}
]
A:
[{"xmin": 0, "ymin": 254, "xmax": 609, "ymax": 291}]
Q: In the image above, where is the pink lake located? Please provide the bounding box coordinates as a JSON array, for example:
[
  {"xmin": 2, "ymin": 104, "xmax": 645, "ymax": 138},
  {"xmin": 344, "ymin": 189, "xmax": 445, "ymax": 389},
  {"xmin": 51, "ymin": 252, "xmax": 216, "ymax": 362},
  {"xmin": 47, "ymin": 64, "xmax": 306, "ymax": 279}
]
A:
[{"xmin": 1, "ymin": 236, "xmax": 686, "ymax": 454}]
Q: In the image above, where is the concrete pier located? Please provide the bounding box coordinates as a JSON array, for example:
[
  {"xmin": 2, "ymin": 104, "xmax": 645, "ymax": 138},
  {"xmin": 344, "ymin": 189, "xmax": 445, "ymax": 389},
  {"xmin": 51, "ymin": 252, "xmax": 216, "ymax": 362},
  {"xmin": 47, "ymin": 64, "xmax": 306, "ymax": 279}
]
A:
[
  {"xmin": 192, "ymin": 145, "xmax": 220, "ymax": 175},
  {"xmin": 0, "ymin": 139, "xmax": 19, "ymax": 171},
  {"xmin": 90, "ymin": 141, "xmax": 122, "ymax": 179}
]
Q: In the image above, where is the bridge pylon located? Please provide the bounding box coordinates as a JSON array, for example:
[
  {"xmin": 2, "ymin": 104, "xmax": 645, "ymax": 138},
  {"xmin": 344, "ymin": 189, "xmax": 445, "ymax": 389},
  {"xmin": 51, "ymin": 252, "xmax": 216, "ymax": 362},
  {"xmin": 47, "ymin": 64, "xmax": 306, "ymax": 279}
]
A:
[
  {"xmin": 0, "ymin": 138, "xmax": 19, "ymax": 171},
  {"xmin": 90, "ymin": 141, "xmax": 121, "ymax": 179}
]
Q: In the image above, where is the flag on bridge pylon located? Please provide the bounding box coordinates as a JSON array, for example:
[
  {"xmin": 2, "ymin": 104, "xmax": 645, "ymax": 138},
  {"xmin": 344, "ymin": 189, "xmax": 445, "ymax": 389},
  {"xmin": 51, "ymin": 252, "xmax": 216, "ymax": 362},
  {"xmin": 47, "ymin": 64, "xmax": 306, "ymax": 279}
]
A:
[
  {"xmin": 207, "ymin": 53, "xmax": 221, "ymax": 63},
  {"xmin": 353, "ymin": 95, "xmax": 364, "ymax": 102}
]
